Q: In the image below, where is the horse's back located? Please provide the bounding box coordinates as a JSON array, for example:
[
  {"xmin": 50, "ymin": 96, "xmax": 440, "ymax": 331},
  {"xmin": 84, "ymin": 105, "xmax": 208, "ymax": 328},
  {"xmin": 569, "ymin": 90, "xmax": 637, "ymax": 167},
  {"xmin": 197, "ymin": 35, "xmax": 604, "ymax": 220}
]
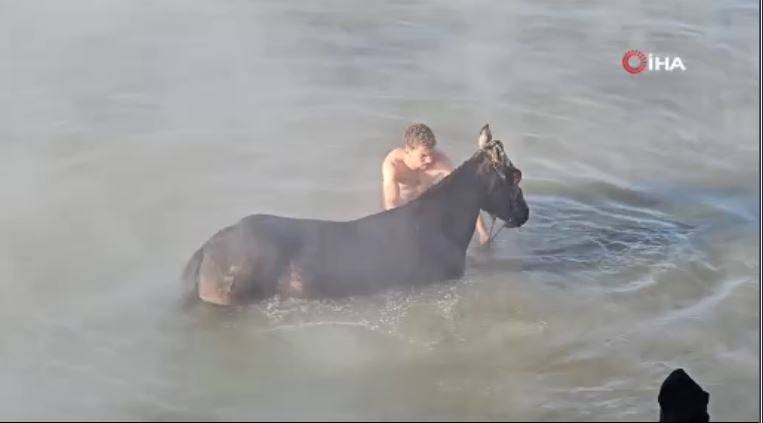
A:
[{"xmin": 188, "ymin": 208, "xmax": 461, "ymax": 303}]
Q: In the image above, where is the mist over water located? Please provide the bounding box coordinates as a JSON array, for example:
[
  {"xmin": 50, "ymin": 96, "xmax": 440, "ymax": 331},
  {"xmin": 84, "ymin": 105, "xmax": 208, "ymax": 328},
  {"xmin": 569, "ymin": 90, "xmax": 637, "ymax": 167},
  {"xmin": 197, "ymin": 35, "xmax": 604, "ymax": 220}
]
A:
[{"xmin": 0, "ymin": 1, "xmax": 758, "ymax": 420}]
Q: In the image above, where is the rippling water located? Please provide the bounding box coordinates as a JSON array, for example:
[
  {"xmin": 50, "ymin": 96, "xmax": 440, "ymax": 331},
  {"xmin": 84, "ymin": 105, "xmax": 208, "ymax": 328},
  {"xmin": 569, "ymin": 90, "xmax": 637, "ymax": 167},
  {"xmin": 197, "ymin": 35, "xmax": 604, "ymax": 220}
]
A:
[{"xmin": 0, "ymin": 1, "xmax": 758, "ymax": 420}]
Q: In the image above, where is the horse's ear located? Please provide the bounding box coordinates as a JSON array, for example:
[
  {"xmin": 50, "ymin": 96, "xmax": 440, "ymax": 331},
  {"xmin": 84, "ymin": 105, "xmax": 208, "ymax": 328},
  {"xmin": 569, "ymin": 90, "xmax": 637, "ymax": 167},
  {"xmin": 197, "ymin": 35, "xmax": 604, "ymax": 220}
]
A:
[{"xmin": 477, "ymin": 123, "xmax": 492, "ymax": 149}]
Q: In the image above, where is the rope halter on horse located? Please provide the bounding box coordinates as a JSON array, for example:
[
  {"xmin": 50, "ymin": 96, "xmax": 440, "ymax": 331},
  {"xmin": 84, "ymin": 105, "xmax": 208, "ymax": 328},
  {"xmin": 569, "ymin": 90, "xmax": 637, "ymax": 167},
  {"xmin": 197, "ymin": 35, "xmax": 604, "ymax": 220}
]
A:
[{"xmin": 485, "ymin": 213, "xmax": 509, "ymax": 245}]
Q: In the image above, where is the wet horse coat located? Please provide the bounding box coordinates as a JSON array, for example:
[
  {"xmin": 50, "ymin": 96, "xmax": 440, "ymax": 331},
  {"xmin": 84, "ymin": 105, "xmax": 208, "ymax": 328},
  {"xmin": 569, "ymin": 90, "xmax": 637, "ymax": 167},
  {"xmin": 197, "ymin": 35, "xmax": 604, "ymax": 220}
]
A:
[{"xmin": 182, "ymin": 126, "xmax": 529, "ymax": 305}]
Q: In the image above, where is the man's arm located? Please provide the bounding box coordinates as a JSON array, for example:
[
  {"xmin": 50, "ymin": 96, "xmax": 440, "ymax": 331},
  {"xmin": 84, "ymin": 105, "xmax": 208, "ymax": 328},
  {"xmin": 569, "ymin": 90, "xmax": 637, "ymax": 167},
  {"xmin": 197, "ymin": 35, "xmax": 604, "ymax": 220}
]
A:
[
  {"xmin": 382, "ymin": 160, "xmax": 400, "ymax": 210},
  {"xmin": 475, "ymin": 213, "xmax": 491, "ymax": 246}
]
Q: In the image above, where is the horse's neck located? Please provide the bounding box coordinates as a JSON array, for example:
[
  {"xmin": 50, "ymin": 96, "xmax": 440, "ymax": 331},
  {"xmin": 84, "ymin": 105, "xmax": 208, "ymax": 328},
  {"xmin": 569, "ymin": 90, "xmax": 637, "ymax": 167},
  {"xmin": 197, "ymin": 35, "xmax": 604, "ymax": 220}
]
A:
[{"xmin": 411, "ymin": 158, "xmax": 484, "ymax": 249}]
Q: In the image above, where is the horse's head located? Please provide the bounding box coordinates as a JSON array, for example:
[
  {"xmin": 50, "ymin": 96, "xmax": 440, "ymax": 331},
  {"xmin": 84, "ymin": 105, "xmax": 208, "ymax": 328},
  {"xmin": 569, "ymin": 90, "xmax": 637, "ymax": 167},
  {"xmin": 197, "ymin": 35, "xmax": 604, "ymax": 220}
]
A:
[{"xmin": 474, "ymin": 124, "xmax": 529, "ymax": 228}]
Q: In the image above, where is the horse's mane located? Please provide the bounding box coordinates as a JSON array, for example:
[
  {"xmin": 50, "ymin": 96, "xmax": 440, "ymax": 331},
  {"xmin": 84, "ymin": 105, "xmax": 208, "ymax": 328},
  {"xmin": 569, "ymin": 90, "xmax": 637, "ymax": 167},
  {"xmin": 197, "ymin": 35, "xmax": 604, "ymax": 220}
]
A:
[
  {"xmin": 356, "ymin": 149, "xmax": 487, "ymax": 222},
  {"xmin": 408, "ymin": 150, "xmax": 486, "ymax": 204}
]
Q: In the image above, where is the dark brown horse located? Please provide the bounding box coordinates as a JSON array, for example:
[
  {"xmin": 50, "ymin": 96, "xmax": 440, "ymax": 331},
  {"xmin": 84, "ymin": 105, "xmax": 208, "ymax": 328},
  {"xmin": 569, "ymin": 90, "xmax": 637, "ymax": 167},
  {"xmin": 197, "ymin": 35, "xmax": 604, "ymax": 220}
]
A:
[{"xmin": 182, "ymin": 124, "xmax": 529, "ymax": 306}]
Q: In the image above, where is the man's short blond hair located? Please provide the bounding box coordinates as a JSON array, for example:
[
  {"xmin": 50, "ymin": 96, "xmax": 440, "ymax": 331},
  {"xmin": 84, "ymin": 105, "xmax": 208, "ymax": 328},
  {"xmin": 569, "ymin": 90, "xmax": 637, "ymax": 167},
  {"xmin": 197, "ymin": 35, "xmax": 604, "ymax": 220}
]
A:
[{"xmin": 403, "ymin": 123, "xmax": 436, "ymax": 150}]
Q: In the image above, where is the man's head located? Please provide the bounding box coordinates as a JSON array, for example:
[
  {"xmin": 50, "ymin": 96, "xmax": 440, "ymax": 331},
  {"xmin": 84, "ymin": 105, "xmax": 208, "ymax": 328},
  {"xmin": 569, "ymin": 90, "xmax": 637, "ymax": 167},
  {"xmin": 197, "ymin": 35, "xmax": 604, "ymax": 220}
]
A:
[{"xmin": 402, "ymin": 123, "xmax": 437, "ymax": 170}]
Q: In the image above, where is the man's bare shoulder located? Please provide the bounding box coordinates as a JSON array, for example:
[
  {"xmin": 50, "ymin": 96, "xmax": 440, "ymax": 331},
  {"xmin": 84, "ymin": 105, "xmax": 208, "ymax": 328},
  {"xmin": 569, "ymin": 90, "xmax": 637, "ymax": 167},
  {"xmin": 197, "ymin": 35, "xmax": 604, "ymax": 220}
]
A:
[
  {"xmin": 382, "ymin": 148, "xmax": 404, "ymax": 176},
  {"xmin": 383, "ymin": 148, "xmax": 406, "ymax": 164},
  {"xmin": 384, "ymin": 148, "xmax": 410, "ymax": 167}
]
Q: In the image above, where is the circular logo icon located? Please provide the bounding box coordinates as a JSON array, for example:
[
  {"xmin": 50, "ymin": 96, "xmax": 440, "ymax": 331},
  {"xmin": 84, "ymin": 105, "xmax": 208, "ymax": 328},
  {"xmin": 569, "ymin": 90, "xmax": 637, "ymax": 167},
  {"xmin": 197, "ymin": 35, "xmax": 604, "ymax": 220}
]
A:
[{"xmin": 622, "ymin": 50, "xmax": 647, "ymax": 74}]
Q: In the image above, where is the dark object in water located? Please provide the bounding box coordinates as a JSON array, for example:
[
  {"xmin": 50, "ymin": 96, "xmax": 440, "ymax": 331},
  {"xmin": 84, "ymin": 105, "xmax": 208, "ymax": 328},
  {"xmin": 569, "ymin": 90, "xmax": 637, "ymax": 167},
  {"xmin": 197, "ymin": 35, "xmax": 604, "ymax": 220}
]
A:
[
  {"xmin": 181, "ymin": 124, "xmax": 529, "ymax": 305},
  {"xmin": 658, "ymin": 368, "xmax": 710, "ymax": 422}
]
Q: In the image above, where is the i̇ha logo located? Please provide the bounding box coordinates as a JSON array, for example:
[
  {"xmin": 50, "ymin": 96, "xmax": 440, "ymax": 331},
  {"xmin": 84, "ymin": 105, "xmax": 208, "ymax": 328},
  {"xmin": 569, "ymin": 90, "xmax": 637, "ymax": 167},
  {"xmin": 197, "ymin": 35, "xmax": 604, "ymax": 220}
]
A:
[{"xmin": 622, "ymin": 50, "xmax": 686, "ymax": 74}]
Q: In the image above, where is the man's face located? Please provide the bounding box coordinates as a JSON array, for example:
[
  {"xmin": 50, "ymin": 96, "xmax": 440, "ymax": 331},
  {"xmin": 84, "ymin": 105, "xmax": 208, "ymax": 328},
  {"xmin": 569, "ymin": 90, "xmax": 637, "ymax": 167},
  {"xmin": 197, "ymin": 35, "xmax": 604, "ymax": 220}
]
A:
[{"xmin": 405, "ymin": 145, "xmax": 434, "ymax": 170}]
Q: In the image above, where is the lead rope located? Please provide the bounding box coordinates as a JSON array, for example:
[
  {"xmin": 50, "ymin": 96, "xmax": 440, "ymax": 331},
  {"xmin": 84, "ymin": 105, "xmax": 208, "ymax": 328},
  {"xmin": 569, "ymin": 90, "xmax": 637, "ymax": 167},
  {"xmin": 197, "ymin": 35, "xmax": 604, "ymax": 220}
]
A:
[{"xmin": 485, "ymin": 214, "xmax": 508, "ymax": 245}]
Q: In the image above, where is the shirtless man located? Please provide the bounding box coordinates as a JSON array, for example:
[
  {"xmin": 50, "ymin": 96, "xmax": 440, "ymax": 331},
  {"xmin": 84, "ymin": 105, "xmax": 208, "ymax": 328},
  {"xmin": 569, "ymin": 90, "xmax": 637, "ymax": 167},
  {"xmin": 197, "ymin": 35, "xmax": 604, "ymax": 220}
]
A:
[{"xmin": 381, "ymin": 123, "xmax": 491, "ymax": 245}]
